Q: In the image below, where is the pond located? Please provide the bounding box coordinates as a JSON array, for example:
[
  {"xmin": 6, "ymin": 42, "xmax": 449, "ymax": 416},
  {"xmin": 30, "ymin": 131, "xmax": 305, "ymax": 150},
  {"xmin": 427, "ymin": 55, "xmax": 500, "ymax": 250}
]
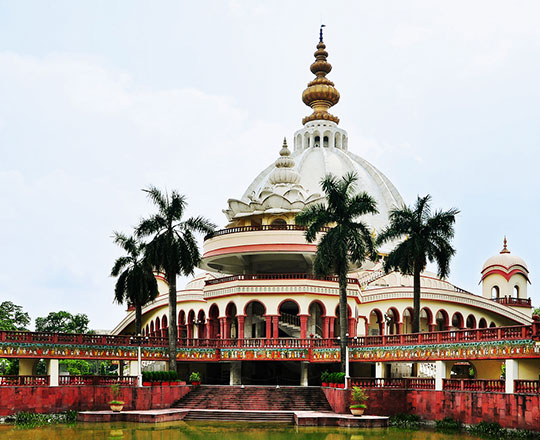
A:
[{"xmin": 0, "ymin": 421, "xmax": 482, "ymax": 440}]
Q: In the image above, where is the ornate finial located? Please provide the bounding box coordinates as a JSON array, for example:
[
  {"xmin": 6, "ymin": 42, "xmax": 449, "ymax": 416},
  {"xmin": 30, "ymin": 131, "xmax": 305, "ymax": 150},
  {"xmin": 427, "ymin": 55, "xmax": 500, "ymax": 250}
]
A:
[
  {"xmin": 501, "ymin": 236, "xmax": 510, "ymax": 254},
  {"xmin": 269, "ymin": 138, "xmax": 300, "ymax": 185},
  {"xmin": 301, "ymin": 28, "xmax": 340, "ymax": 125}
]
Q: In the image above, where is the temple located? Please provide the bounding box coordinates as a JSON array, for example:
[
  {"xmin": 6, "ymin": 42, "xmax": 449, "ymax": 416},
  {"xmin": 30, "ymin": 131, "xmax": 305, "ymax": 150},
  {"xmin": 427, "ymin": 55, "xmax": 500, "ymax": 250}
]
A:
[{"xmin": 111, "ymin": 32, "xmax": 534, "ymax": 386}]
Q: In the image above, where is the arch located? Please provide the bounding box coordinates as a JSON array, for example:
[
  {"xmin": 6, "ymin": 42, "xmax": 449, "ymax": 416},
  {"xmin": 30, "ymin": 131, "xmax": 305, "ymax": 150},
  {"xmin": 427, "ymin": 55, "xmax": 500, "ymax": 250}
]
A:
[
  {"xmin": 296, "ymin": 133, "xmax": 302, "ymax": 150},
  {"xmin": 155, "ymin": 316, "xmax": 160, "ymax": 336},
  {"xmin": 420, "ymin": 307, "xmax": 434, "ymax": 332},
  {"xmin": 161, "ymin": 315, "xmax": 168, "ymax": 338},
  {"xmin": 489, "ymin": 321, "xmax": 496, "ymax": 328},
  {"xmin": 335, "ymin": 132, "xmax": 342, "ymax": 149},
  {"xmin": 271, "ymin": 218, "xmax": 287, "ymax": 227},
  {"xmin": 466, "ymin": 314, "xmax": 476, "ymax": 329},
  {"xmin": 278, "ymin": 299, "xmax": 300, "ymax": 316},
  {"xmin": 491, "ymin": 285, "xmax": 500, "ymax": 299},
  {"xmin": 451, "ymin": 312, "xmax": 464, "ymax": 329},
  {"xmin": 208, "ymin": 304, "xmax": 220, "ymax": 339},
  {"xmin": 308, "ymin": 301, "xmax": 325, "ymax": 338},
  {"xmin": 478, "ymin": 318, "xmax": 487, "ymax": 328},
  {"xmin": 304, "ymin": 132, "xmax": 310, "ymax": 148},
  {"xmin": 402, "ymin": 307, "xmax": 414, "ymax": 334},
  {"xmin": 244, "ymin": 300, "xmax": 266, "ymax": 338},
  {"xmin": 145, "ymin": 324, "xmax": 149, "ymax": 336},
  {"xmin": 197, "ymin": 310, "xmax": 206, "ymax": 339},
  {"xmin": 513, "ymin": 285, "xmax": 520, "ymax": 297},
  {"xmin": 187, "ymin": 310, "xmax": 196, "ymax": 339},
  {"xmin": 450, "ymin": 361, "xmax": 476, "ymax": 379},
  {"xmin": 179, "ymin": 310, "xmax": 186, "ymax": 325},
  {"xmin": 435, "ymin": 309, "xmax": 449, "ymax": 331},
  {"xmin": 225, "ymin": 302, "xmax": 238, "ymax": 339},
  {"xmin": 367, "ymin": 308, "xmax": 384, "ymax": 336},
  {"xmin": 386, "ymin": 307, "xmax": 400, "ymax": 335},
  {"xmin": 150, "ymin": 321, "xmax": 155, "ymax": 335}
]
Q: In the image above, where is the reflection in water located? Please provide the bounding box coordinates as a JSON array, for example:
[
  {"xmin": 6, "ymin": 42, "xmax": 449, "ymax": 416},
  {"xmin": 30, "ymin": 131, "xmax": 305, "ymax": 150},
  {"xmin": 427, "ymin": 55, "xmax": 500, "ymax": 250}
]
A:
[{"xmin": 0, "ymin": 421, "xmax": 482, "ymax": 440}]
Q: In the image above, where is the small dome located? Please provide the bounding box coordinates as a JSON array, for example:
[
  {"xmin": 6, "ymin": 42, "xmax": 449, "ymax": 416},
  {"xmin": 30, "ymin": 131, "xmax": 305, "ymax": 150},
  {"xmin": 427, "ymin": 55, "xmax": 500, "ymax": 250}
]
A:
[{"xmin": 481, "ymin": 238, "xmax": 529, "ymax": 281}]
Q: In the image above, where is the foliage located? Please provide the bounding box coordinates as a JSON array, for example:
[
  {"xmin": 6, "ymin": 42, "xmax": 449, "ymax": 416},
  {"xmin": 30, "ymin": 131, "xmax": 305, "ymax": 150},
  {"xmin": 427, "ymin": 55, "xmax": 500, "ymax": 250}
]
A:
[
  {"xmin": 14, "ymin": 411, "xmax": 77, "ymax": 427},
  {"xmin": 136, "ymin": 186, "xmax": 215, "ymax": 370},
  {"xmin": 533, "ymin": 307, "xmax": 540, "ymax": 317},
  {"xmin": 500, "ymin": 363, "xmax": 506, "ymax": 379},
  {"xmin": 189, "ymin": 371, "xmax": 201, "ymax": 382},
  {"xmin": 0, "ymin": 301, "xmax": 30, "ymax": 331},
  {"xmin": 35, "ymin": 311, "xmax": 90, "ymax": 334},
  {"xmin": 142, "ymin": 370, "xmax": 179, "ymax": 382},
  {"xmin": 110, "ymin": 232, "xmax": 159, "ymax": 335},
  {"xmin": 0, "ymin": 358, "xmax": 19, "ymax": 375},
  {"xmin": 435, "ymin": 417, "xmax": 462, "ymax": 433},
  {"xmin": 351, "ymin": 386, "xmax": 368, "ymax": 404},
  {"xmin": 377, "ymin": 195, "xmax": 459, "ymax": 333},
  {"xmin": 389, "ymin": 414, "xmax": 421, "ymax": 429},
  {"xmin": 296, "ymin": 172, "xmax": 378, "ymax": 371},
  {"xmin": 108, "ymin": 383, "xmax": 124, "ymax": 405},
  {"xmin": 321, "ymin": 370, "xmax": 329, "ymax": 383},
  {"xmin": 467, "ymin": 422, "xmax": 536, "ymax": 439}
]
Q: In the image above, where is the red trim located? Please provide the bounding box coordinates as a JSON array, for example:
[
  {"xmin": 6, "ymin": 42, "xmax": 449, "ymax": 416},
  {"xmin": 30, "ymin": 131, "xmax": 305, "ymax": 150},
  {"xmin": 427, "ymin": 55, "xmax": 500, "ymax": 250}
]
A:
[
  {"xmin": 481, "ymin": 268, "xmax": 529, "ymax": 282},
  {"xmin": 203, "ymin": 243, "xmax": 317, "ymax": 258}
]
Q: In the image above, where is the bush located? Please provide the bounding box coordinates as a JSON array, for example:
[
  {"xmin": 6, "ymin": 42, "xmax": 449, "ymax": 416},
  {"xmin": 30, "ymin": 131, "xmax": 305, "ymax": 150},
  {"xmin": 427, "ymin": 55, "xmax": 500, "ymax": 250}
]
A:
[
  {"xmin": 435, "ymin": 417, "xmax": 462, "ymax": 433},
  {"xmin": 321, "ymin": 370, "xmax": 329, "ymax": 383},
  {"xmin": 14, "ymin": 411, "xmax": 77, "ymax": 427},
  {"xmin": 189, "ymin": 371, "xmax": 201, "ymax": 382},
  {"xmin": 467, "ymin": 422, "xmax": 536, "ymax": 439},
  {"xmin": 351, "ymin": 387, "xmax": 368, "ymax": 404},
  {"xmin": 389, "ymin": 414, "xmax": 421, "ymax": 429}
]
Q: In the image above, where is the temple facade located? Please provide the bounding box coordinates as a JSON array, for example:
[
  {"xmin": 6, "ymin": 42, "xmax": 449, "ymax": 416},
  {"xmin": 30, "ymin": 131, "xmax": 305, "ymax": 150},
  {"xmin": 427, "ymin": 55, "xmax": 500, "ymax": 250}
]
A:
[{"xmin": 112, "ymin": 33, "xmax": 533, "ymax": 384}]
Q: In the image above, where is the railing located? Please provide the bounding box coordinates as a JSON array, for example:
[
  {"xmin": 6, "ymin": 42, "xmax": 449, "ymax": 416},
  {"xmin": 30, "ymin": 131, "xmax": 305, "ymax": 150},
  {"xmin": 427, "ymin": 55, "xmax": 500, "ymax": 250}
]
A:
[
  {"xmin": 0, "ymin": 375, "xmax": 50, "ymax": 386},
  {"xmin": 492, "ymin": 297, "xmax": 532, "ymax": 307},
  {"xmin": 279, "ymin": 312, "xmax": 301, "ymax": 328},
  {"xmin": 205, "ymin": 273, "xmax": 359, "ymax": 286},
  {"xmin": 442, "ymin": 379, "xmax": 505, "ymax": 392},
  {"xmin": 349, "ymin": 324, "xmax": 534, "ymax": 347},
  {"xmin": 177, "ymin": 337, "xmax": 339, "ymax": 349},
  {"xmin": 204, "ymin": 224, "xmax": 330, "ymax": 240},
  {"xmin": 58, "ymin": 375, "xmax": 137, "ymax": 386},
  {"xmin": 515, "ymin": 380, "xmax": 540, "ymax": 393},
  {"xmin": 348, "ymin": 377, "xmax": 435, "ymax": 390}
]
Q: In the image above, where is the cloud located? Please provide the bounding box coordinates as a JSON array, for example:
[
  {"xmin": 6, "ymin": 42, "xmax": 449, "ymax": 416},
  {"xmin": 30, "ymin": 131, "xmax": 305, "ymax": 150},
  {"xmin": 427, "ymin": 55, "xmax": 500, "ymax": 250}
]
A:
[{"xmin": 0, "ymin": 52, "xmax": 284, "ymax": 329}]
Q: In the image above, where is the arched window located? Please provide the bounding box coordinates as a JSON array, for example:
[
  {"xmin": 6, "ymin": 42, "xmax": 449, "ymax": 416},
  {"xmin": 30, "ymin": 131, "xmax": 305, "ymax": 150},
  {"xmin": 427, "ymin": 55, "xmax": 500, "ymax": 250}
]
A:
[
  {"xmin": 271, "ymin": 218, "xmax": 287, "ymax": 227},
  {"xmin": 466, "ymin": 314, "xmax": 476, "ymax": 329},
  {"xmin": 478, "ymin": 318, "xmax": 487, "ymax": 328},
  {"xmin": 323, "ymin": 136, "xmax": 329, "ymax": 147},
  {"xmin": 513, "ymin": 285, "xmax": 520, "ymax": 297},
  {"xmin": 491, "ymin": 286, "xmax": 500, "ymax": 299},
  {"xmin": 314, "ymin": 136, "xmax": 320, "ymax": 147}
]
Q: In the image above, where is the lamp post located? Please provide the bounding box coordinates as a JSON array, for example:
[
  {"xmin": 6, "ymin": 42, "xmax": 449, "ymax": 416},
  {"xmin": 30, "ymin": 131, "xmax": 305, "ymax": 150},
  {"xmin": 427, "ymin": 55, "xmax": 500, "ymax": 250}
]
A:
[
  {"xmin": 129, "ymin": 334, "xmax": 145, "ymax": 388},
  {"xmin": 345, "ymin": 333, "xmax": 350, "ymax": 389}
]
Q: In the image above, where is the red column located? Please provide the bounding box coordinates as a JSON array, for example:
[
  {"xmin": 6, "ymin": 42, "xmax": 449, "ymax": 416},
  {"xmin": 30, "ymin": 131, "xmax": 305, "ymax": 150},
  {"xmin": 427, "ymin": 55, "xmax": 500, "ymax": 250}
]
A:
[
  {"xmin": 379, "ymin": 322, "xmax": 385, "ymax": 336},
  {"xmin": 322, "ymin": 317, "xmax": 329, "ymax": 338},
  {"xmin": 219, "ymin": 318, "xmax": 225, "ymax": 339},
  {"xmin": 205, "ymin": 320, "xmax": 212, "ymax": 339},
  {"xmin": 265, "ymin": 316, "xmax": 272, "ymax": 339},
  {"xmin": 273, "ymin": 316, "xmax": 279, "ymax": 339},
  {"xmin": 187, "ymin": 323, "xmax": 193, "ymax": 339},
  {"xmin": 329, "ymin": 318, "xmax": 335, "ymax": 338},
  {"xmin": 225, "ymin": 318, "xmax": 231, "ymax": 339},
  {"xmin": 428, "ymin": 324, "xmax": 436, "ymax": 332},
  {"xmin": 364, "ymin": 321, "xmax": 369, "ymax": 337},
  {"xmin": 299, "ymin": 315, "xmax": 308, "ymax": 339},
  {"xmin": 237, "ymin": 315, "xmax": 245, "ymax": 339},
  {"xmin": 397, "ymin": 322, "xmax": 403, "ymax": 334}
]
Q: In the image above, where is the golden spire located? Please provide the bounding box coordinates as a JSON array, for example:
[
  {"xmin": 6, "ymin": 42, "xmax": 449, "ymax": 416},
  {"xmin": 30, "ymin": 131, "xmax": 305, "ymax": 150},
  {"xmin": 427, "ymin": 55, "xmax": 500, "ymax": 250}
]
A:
[
  {"xmin": 302, "ymin": 26, "xmax": 340, "ymax": 125},
  {"xmin": 500, "ymin": 236, "xmax": 511, "ymax": 254}
]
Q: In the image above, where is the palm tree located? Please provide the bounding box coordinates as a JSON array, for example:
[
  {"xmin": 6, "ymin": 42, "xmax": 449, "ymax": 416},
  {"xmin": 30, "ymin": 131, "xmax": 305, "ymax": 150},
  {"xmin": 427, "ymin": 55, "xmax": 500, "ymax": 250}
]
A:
[
  {"xmin": 296, "ymin": 172, "xmax": 378, "ymax": 371},
  {"xmin": 136, "ymin": 186, "xmax": 215, "ymax": 371},
  {"xmin": 111, "ymin": 232, "xmax": 159, "ymax": 335},
  {"xmin": 377, "ymin": 195, "xmax": 459, "ymax": 333}
]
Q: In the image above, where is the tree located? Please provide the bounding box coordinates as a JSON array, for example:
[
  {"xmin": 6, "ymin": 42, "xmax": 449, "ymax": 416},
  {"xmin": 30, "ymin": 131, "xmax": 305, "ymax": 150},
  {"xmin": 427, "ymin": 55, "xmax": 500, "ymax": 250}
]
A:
[
  {"xmin": 377, "ymin": 195, "xmax": 459, "ymax": 333},
  {"xmin": 111, "ymin": 232, "xmax": 159, "ymax": 335},
  {"xmin": 0, "ymin": 301, "xmax": 30, "ymax": 331},
  {"xmin": 35, "ymin": 311, "xmax": 91, "ymax": 334},
  {"xmin": 136, "ymin": 186, "xmax": 215, "ymax": 371},
  {"xmin": 296, "ymin": 173, "xmax": 378, "ymax": 371}
]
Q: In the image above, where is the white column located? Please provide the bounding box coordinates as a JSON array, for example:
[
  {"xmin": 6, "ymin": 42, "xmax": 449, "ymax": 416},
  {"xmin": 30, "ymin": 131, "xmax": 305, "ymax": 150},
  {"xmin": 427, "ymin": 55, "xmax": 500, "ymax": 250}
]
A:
[
  {"xmin": 375, "ymin": 362, "xmax": 384, "ymax": 378},
  {"xmin": 128, "ymin": 360, "xmax": 140, "ymax": 377},
  {"xmin": 329, "ymin": 132, "xmax": 335, "ymax": 148},
  {"xmin": 505, "ymin": 359, "xmax": 518, "ymax": 394},
  {"xmin": 435, "ymin": 361, "xmax": 447, "ymax": 391},
  {"xmin": 300, "ymin": 362, "xmax": 309, "ymax": 386},
  {"xmin": 47, "ymin": 359, "xmax": 59, "ymax": 387},
  {"xmin": 230, "ymin": 361, "xmax": 242, "ymax": 386}
]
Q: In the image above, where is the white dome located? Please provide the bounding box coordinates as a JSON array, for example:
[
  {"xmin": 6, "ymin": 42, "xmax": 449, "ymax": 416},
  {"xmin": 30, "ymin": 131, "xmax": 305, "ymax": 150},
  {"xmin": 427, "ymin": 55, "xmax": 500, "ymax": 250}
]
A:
[
  {"xmin": 240, "ymin": 145, "xmax": 404, "ymax": 235},
  {"xmin": 482, "ymin": 253, "xmax": 528, "ymax": 273}
]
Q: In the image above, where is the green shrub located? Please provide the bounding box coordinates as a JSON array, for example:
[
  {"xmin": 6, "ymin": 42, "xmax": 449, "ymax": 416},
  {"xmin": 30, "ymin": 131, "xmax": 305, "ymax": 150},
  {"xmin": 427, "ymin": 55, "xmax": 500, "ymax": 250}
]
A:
[
  {"xmin": 189, "ymin": 371, "xmax": 201, "ymax": 382},
  {"xmin": 336, "ymin": 372, "xmax": 345, "ymax": 384},
  {"xmin": 351, "ymin": 387, "xmax": 368, "ymax": 404},
  {"xmin": 169, "ymin": 370, "xmax": 178, "ymax": 381},
  {"xmin": 467, "ymin": 422, "xmax": 536, "ymax": 439},
  {"xmin": 14, "ymin": 411, "xmax": 77, "ymax": 427},
  {"xmin": 435, "ymin": 417, "xmax": 462, "ymax": 433},
  {"xmin": 321, "ymin": 370, "xmax": 329, "ymax": 383},
  {"xmin": 389, "ymin": 414, "xmax": 421, "ymax": 429}
]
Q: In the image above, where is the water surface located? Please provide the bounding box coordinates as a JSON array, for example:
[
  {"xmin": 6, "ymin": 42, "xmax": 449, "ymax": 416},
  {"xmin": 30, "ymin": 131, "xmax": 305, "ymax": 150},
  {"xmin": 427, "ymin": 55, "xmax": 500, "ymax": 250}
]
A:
[{"xmin": 0, "ymin": 421, "xmax": 482, "ymax": 440}]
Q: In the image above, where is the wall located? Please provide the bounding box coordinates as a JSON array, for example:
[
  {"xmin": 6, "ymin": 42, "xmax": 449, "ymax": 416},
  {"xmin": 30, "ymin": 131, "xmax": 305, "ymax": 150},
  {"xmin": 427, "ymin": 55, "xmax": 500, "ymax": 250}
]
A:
[
  {"xmin": 324, "ymin": 387, "xmax": 540, "ymax": 431},
  {"xmin": 0, "ymin": 385, "xmax": 191, "ymax": 416}
]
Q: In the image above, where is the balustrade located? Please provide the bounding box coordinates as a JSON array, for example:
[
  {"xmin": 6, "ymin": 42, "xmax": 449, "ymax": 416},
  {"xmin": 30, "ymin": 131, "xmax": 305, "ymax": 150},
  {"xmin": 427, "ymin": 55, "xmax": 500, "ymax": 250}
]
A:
[
  {"xmin": 205, "ymin": 224, "xmax": 330, "ymax": 240},
  {"xmin": 205, "ymin": 273, "xmax": 359, "ymax": 286},
  {"xmin": 442, "ymin": 379, "xmax": 504, "ymax": 392},
  {"xmin": 515, "ymin": 380, "xmax": 540, "ymax": 393},
  {"xmin": 348, "ymin": 377, "xmax": 435, "ymax": 390},
  {"xmin": 0, "ymin": 375, "xmax": 49, "ymax": 386}
]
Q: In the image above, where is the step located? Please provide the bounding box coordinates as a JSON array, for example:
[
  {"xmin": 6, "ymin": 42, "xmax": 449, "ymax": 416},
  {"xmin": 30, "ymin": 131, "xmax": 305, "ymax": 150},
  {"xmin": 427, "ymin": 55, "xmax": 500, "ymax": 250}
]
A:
[{"xmin": 182, "ymin": 410, "xmax": 294, "ymax": 423}]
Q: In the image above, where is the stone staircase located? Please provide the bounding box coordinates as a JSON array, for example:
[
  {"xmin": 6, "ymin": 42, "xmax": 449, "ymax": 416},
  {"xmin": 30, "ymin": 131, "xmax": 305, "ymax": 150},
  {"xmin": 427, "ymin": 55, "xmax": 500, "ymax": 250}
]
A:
[{"xmin": 172, "ymin": 385, "xmax": 333, "ymax": 422}]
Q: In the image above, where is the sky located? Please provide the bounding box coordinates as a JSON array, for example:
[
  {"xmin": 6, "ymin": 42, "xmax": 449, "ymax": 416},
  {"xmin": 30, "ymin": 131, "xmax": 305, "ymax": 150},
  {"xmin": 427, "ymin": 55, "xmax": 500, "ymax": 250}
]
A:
[{"xmin": 0, "ymin": 1, "xmax": 539, "ymax": 330}]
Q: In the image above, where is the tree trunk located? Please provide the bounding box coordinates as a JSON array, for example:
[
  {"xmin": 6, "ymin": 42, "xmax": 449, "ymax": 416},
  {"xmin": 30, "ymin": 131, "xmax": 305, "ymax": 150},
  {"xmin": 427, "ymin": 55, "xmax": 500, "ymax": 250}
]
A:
[
  {"xmin": 412, "ymin": 267, "xmax": 421, "ymax": 333},
  {"xmin": 338, "ymin": 269, "xmax": 348, "ymax": 373},
  {"xmin": 135, "ymin": 304, "xmax": 142, "ymax": 335},
  {"xmin": 167, "ymin": 272, "xmax": 178, "ymax": 372}
]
